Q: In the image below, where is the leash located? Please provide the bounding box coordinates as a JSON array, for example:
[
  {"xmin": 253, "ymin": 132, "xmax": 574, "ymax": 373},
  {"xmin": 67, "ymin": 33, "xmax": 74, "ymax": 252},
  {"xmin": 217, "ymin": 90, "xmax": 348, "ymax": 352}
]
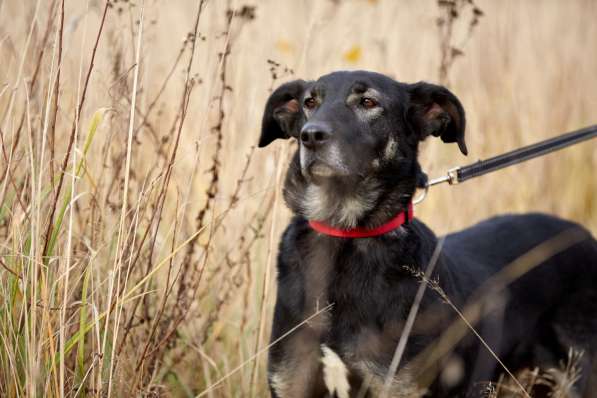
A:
[{"xmin": 414, "ymin": 124, "xmax": 597, "ymax": 204}]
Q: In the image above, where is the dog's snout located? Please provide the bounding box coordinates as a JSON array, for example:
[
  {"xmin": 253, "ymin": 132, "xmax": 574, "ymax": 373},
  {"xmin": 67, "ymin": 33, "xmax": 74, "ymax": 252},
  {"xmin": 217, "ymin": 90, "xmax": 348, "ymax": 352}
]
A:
[{"xmin": 300, "ymin": 123, "xmax": 332, "ymax": 150}]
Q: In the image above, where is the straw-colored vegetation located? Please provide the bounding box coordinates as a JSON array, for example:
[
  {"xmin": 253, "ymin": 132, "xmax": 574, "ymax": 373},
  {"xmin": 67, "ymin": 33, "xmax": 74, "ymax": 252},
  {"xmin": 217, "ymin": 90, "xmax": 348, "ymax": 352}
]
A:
[{"xmin": 0, "ymin": 0, "xmax": 595, "ymax": 396}]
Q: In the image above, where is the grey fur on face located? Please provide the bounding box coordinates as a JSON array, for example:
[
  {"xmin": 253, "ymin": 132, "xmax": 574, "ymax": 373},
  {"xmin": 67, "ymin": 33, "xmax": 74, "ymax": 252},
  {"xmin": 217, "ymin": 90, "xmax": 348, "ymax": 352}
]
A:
[{"xmin": 347, "ymin": 87, "xmax": 385, "ymax": 123}]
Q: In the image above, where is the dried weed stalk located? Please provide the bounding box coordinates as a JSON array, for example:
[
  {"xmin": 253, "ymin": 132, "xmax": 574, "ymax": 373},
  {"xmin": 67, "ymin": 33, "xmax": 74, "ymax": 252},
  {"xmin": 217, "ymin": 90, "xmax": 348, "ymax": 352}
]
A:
[{"xmin": 437, "ymin": 0, "xmax": 483, "ymax": 85}]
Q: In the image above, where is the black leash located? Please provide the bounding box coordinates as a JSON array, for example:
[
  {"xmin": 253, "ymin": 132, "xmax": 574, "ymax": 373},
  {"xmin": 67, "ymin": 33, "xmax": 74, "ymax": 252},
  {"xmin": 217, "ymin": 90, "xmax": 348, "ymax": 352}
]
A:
[{"xmin": 416, "ymin": 124, "xmax": 597, "ymax": 202}]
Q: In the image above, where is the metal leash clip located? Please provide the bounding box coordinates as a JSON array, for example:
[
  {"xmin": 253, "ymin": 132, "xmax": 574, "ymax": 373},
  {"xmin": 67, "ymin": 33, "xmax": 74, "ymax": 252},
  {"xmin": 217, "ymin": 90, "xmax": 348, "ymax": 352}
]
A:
[
  {"xmin": 413, "ymin": 167, "xmax": 460, "ymax": 205},
  {"xmin": 412, "ymin": 123, "xmax": 597, "ymax": 206}
]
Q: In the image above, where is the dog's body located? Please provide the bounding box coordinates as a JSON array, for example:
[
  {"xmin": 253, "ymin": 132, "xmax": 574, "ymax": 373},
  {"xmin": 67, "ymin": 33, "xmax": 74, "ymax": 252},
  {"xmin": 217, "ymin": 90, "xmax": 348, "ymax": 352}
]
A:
[{"xmin": 258, "ymin": 71, "xmax": 597, "ymax": 397}]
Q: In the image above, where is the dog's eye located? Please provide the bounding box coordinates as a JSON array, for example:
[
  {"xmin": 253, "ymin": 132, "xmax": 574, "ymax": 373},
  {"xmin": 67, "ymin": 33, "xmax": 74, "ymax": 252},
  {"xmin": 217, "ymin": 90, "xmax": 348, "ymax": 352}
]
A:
[
  {"xmin": 304, "ymin": 97, "xmax": 317, "ymax": 110},
  {"xmin": 360, "ymin": 97, "xmax": 378, "ymax": 109}
]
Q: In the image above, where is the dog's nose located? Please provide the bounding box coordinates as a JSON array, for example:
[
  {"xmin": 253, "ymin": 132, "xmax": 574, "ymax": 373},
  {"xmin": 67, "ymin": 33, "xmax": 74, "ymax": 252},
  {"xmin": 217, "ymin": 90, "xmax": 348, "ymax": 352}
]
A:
[{"xmin": 300, "ymin": 123, "xmax": 332, "ymax": 150}]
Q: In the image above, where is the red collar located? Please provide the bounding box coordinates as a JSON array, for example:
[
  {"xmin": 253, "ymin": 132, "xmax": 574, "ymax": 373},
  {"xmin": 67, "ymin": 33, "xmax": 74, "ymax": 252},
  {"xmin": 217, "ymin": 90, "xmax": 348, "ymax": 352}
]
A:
[{"xmin": 308, "ymin": 203, "xmax": 414, "ymax": 238}]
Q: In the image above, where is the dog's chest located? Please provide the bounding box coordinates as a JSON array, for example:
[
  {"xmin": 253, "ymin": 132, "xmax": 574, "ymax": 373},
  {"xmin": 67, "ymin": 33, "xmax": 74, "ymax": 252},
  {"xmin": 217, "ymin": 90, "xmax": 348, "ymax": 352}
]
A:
[
  {"xmin": 296, "ymin": 237, "xmax": 392, "ymax": 333},
  {"xmin": 273, "ymin": 234, "xmax": 425, "ymax": 397}
]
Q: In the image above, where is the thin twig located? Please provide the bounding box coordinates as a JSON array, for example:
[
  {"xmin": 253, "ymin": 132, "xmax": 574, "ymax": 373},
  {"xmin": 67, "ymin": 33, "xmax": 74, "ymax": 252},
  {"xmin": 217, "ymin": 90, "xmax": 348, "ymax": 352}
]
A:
[
  {"xmin": 380, "ymin": 237, "xmax": 445, "ymax": 398},
  {"xmin": 196, "ymin": 303, "xmax": 335, "ymax": 398}
]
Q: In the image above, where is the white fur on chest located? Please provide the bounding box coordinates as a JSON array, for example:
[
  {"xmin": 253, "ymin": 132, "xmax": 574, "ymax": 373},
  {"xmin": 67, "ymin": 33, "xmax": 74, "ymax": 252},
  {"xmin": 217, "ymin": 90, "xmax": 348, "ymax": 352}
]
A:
[{"xmin": 321, "ymin": 345, "xmax": 351, "ymax": 398}]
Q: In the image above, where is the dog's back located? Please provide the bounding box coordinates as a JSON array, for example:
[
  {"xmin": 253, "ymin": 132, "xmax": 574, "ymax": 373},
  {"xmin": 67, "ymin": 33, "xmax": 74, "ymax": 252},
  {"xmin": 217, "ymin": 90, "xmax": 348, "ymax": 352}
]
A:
[{"xmin": 440, "ymin": 213, "xmax": 597, "ymax": 396}]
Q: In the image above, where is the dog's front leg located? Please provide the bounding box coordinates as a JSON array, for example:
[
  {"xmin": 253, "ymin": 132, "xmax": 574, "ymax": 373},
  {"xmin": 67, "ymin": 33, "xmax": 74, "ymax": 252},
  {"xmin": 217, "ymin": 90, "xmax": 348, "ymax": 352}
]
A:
[{"xmin": 268, "ymin": 315, "xmax": 328, "ymax": 397}]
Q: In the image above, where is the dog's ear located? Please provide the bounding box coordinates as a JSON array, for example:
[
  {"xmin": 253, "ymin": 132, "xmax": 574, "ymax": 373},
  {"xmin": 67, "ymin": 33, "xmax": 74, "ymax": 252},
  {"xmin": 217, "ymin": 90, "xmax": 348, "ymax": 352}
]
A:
[
  {"xmin": 259, "ymin": 79, "xmax": 308, "ymax": 147},
  {"xmin": 406, "ymin": 82, "xmax": 467, "ymax": 155}
]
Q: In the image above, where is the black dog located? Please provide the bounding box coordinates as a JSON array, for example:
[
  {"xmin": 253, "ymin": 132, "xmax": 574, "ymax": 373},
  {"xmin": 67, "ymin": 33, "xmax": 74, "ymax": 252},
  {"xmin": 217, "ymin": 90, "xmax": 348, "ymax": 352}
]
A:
[{"xmin": 258, "ymin": 70, "xmax": 597, "ymax": 397}]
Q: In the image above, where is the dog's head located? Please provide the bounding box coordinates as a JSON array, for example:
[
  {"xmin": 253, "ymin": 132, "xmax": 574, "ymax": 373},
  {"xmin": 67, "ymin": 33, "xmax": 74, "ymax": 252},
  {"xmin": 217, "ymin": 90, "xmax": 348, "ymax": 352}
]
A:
[{"xmin": 259, "ymin": 71, "xmax": 467, "ymax": 228}]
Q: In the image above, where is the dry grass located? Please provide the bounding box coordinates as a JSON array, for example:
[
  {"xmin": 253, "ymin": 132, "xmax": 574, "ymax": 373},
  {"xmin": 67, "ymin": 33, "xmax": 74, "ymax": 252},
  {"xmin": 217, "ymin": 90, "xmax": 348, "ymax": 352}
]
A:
[{"xmin": 0, "ymin": 0, "xmax": 596, "ymax": 397}]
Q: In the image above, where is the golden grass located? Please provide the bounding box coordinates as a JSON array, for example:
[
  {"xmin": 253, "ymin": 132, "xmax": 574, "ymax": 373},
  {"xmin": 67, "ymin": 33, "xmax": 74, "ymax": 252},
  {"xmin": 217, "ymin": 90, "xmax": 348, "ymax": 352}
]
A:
[{"xmin": 0, "ymin": 0, "xmax": 596, "ymax": 396}]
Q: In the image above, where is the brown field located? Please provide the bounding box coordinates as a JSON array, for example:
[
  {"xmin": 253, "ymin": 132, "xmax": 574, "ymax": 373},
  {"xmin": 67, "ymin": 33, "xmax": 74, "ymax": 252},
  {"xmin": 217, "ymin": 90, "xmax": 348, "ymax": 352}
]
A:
[{"xmin": 0, "ymin": 0, "xmax": 595, "ymax": 396}]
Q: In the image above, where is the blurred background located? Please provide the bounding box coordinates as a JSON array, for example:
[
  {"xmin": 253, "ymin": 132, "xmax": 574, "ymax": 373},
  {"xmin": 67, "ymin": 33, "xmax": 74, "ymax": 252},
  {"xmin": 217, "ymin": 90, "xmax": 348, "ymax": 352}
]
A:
[{"xmin": 0, "ymin": 0, "xmax": 595, "ymax": 396}]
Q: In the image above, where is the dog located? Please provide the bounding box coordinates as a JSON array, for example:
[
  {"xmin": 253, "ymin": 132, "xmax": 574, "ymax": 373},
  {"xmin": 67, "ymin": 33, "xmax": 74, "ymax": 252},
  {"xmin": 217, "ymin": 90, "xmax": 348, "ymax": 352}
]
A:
[{"xmin": 258, "ymin": 70, "xmax": 597, "ymax": 397}]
